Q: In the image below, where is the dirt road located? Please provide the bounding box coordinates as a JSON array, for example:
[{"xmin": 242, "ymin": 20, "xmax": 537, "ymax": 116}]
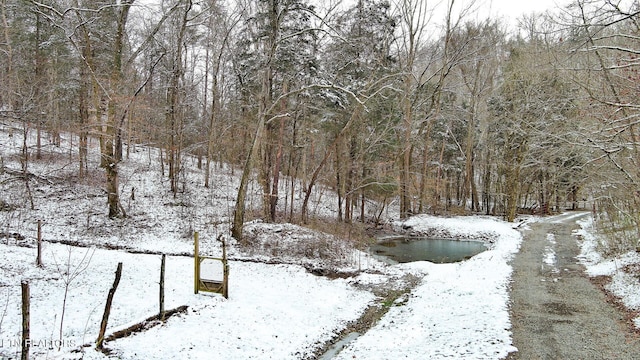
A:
[{"xmin": 507, "ymin": 212, "xmax": 640, "ymax": 359}]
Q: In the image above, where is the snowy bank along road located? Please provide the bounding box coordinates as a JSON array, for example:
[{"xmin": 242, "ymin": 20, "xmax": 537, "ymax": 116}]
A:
[{"xmin": 508, "ymin": 212, "xmax": 640, "ymax": 359}]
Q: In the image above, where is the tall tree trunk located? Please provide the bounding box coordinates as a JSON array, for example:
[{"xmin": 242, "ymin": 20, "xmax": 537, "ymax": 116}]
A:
[
  {"xmin": 360, "ymin": 165, "xmax": 366, "ymax": 222},
  {"xmin": 288, "ymin": 117, "xmax": 301, "ymax": 222},
  {"xmin": 336, "ymin": 141, "xmax": 343, "ymax": 222},
  {"xmin": 267, "ymin": 79, "xmax": 289, "ymax": 221},
  {"xmin": 398, "ymin": 0, "xmax": 429, "ymax": 219},
  {"xmin": 345, "ymin": 136, "xmax": 357, "ymax": 223},
  {"xmin": 203, "ymin": 23, "xmax": 214, "ymax": 187},
  {"xmin": 471, "ymin": 162, "xmax": 479, "ymax": 211},
  {"xmin": 75, "ymin": 0, "xmax": 100, "ymax": 178},
  {"xmin": 104, "ymin": 1, "xmax": 134, "ymax": 218},
  {"xmin": 78, "ymin": 48, "xmax": 89, "ymax": 177},
  {"xmin": 270, "ymin": 115, "xmax": 285, "ymax": 220},
  {"xmin": 434, "ymin": 133, "xmax": 447, "ymax": 213},
  {"xmin": 260, "ymin": 118, "xmax": 274, "ymax": 219},
  {"xmin": 21, "ymin": 125, "xmax": 35, "ymax": 209},
  {"xmin": 34, "ymin": 10, "xmax": 43, "ymax": 160},
  {"xmin": 418, "ymin": 121, "xmax": 433, "ymax": 213},
  {"xmin": 400, "ymin": 76, "xmax": 413, "ymax": 218},
  {"xmin": 1, "ymin": 0, "xmax": 14, "ymax": 120},
  {"xmin": 462, "ymin": 100, "xmax": 476, "ymax": 211},
  {"xmin": 167, "ymin": 0, "xmax": 191, "ymax": 195},
  {"xmin": 483, "ymin": 148, "xmax": 492, "ymax": 215},
  {"xmin": 231, "ymin": 112, "xmax": 265, "ymax": 241}
]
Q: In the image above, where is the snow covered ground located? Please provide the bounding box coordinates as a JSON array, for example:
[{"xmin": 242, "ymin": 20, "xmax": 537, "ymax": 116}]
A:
[
  {"xmin": 0, "ymin": 215, "xmax": 521, "ymax": 360},
  {"xmin": 1, "ymin": 121, "xmax": 638, "ymax": 359},
  {"xmin": 575, "ymin": 217, "xmax": 640, "ymax": 329},
  {"xmin": 0, "ymin": 242, "xmax": 375, "ymax": 359},
  {"xmin": 333, "ymin": 216, "xmax": 521, "ymax": 360}
]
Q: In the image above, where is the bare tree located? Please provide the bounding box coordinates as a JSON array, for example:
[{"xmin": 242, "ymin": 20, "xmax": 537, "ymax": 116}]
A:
[
  {"xmin": 396, "ymin": 0, "xmax": 432, "ymax": 218},
  {"xmin": 203, "ymin": 2, "xmax": 238, "ymax": 188},
  {"xmin": 451, "ymin": 20, "xmax": 503, "ymax": 212},
  {"xmin": 563, "ymin": 0, "xmax": 640, "ymax": 246},
  {"xmin": 52, "ymin": 246, "xmax": 95, "ymax": 349}
]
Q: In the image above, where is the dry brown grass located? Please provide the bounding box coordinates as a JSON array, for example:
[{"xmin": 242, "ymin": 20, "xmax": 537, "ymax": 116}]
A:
[{"xmin": 302, "ymin": 217, "xmax": 373, "ymax": 250}]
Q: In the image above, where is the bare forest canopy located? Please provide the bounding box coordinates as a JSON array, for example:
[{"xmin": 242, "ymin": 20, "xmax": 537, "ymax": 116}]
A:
[{"xmin": 1, "ymin": 0, "xmax": 639, "ymax": 240}]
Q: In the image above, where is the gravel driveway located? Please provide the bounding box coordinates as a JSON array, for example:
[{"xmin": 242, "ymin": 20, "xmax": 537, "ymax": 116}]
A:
[{"xmin": 507, "ymin": 212, "xmax": 640, "ymax": 359}]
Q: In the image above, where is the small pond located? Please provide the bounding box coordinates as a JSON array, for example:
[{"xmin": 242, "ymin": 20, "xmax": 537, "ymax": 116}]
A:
[{"xmin": 370, "ymin": 237, "xmax": 487, "ymax": 264}]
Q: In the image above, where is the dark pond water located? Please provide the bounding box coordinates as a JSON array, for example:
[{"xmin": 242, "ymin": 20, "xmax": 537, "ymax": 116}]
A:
[{"xmin": 370, "ymin": 237, "xmax": 487, "ymax": 264}]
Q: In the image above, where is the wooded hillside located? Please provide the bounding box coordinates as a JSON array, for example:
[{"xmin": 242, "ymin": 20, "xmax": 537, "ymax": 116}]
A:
[{"xmin": 1, "ymin": 0, "xmax": 638, "ymax": 250}]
